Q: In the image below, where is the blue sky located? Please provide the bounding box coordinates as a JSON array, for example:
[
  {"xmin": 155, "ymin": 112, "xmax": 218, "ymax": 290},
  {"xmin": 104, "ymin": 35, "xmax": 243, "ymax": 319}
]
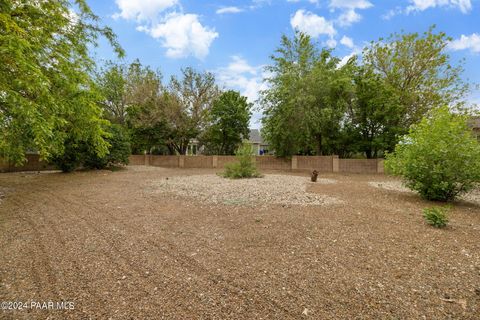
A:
[{"xmin": 87, "ymin": 0, "xmax": 480, "ymax": 127}]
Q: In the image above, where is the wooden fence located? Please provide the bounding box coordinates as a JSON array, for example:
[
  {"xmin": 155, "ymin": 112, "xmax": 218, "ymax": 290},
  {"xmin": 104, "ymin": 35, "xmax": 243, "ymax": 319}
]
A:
[{"xmin": 132, "ymin": 154, "xmax": 385, "ymax": 174}]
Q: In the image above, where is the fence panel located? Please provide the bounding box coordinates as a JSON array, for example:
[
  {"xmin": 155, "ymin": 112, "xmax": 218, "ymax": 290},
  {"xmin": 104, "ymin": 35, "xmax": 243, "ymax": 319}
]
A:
[
  {"xmin": 339, "ymin": 159, "xmax": 378, "ymax": 173},
  {"xmin": 297, "ymin": 156, "xmax": 333, "ymax": 172},
  {"xmin": 149, "ymin": 155, "xmax": 179, "ymax": 167},
  {"xmin": 184, "ymin": 156, "xmax": 213, "ymax": 168},
  {"xmin": 255, "ymin": 156, "xmax": 291, "ymax": 170}
]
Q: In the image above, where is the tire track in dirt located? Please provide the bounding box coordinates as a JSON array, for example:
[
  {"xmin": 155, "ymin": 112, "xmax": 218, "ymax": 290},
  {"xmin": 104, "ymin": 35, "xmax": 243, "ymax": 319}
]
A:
[{"xmin": 37, "ymin": 183, "xmax": 301, "ymax": 319}]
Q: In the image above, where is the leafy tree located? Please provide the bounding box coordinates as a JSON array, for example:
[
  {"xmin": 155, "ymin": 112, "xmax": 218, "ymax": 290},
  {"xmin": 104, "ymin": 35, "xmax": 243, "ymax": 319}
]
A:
[
  {"xmin": 261, "ymin": 31, "xmax": 352, "ymax": 156},
  {"xmin": 0, "ymin": 0, "xmax": 123, "ymax": 164},
  {"xmin": 363, "ymin": 26, "xmax": 467, "ymax": 133},
  {"xmin": 348, "ymin": 67, "xmax": 402, "ymax": 158},
  {"xmin": 201, "ymin": 90, "xmax": 251, "ymax": 155},
  {"xmin": 386, "ymin": 106, "xmax": 480, "ymax": 201},
  {"xmin": 96, "ymin": 62, "xmax": 128, "ymax": 125},
  {"xmin": 166, "ymin": 68, "xmax": 220, "ymax": 154},
  {"xmin": 84, "ymin": 124, "xmax": 131, "ymax": 169}
]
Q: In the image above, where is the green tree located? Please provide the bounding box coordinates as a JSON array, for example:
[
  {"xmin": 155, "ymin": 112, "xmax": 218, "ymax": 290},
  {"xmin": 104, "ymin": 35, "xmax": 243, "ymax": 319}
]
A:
[
  {"xmin": 386, "ymin": 106, "xmax": 480, "ymax": 201},
  {"xmin": 201, "ymin": 90, "xmax": 251, "ymax": 155},
  {"xmin": 166, "ymin": 68, "xmax": 220, "ymax": 154},
  {"xmin": 261, "ymin": 31, "xmax": 352, "ymax": 156},
  {"xmin": 348, "ymin": 66, "xmax": 402, "ymax": 158},
  {"xmin": 0, "ymin": 0, "xmax": 123, "ymax": 164},
  {"xmin": 363, "ymin": 26, "xmax": 467, "ymax": 133}
]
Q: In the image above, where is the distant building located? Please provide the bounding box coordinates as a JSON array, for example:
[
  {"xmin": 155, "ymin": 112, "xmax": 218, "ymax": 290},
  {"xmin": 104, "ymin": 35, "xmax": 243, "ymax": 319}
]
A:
[
  {"xmin": 468, "ymin": 117, "xmax": 480, "ymax": 140},
  {"xmin": 247, "ymin": 129, "xmax": 270, "ymax": 155},
  {"xmin": 185, "ymin": 129, "xmax": 270, "ymax": 155}
]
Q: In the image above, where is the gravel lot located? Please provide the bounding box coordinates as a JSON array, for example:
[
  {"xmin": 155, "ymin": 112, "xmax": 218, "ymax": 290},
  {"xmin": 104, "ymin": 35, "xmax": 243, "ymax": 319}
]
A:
[
  {"xmin": 153, "ymin": 174, "xmax": 340, "ymax": 207},
  {"xmin": 0, "ymin": 166, "xmax": 479, "ymax": 319}
]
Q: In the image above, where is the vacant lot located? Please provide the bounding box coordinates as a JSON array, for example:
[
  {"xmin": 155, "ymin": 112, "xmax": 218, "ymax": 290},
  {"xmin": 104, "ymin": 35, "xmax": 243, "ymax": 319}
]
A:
[{"xmin": 0, "ymin": 166, "xmax": 479, "ymax": 319}]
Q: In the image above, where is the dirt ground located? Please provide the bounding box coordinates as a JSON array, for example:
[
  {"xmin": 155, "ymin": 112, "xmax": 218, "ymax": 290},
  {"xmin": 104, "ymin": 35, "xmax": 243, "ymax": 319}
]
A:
[{"xmin": 0, "ymin": 166, "xmax": 479, "ymax": 319}]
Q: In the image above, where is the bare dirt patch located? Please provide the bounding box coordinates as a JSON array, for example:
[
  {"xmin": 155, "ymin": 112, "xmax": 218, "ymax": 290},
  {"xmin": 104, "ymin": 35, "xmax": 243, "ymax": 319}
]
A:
[
  {"xmin": 153, "ymin": 174, "xmax": 340, "ymax": 207},
  {"xmin": 0, "ymin": 166, "xmax": 479, "ymax": 319},
  {"xmin": 369, "ymin": 180, "xmax": 480, "ymax": 205}
]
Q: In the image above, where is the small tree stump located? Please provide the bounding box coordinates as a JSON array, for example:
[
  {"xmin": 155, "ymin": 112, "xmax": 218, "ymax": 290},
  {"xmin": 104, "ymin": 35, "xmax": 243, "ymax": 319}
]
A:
[{"xmin": 311, "ymin": 170, "xmax": 318, "ymax": 182}]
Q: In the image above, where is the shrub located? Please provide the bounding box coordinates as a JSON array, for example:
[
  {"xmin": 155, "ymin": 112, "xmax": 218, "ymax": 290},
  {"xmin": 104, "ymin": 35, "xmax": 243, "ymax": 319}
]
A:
[
  {"xmin": 52, "ymin": 124, "xmax": 131, "ymax": 172},
  {"xmin": 423, "ymin": 206, "xmax": 450, "ymax": 228},
  {"xmin": 222, "ymin": 143, "xmax": 262, "ymax": 179},
  {"xmin": 386, "ymin": 106, "xmax": 480, "ymax": 201},
  {"xmin": 84, "ymin": 124, "xmax": 131, "ymax": 169}
]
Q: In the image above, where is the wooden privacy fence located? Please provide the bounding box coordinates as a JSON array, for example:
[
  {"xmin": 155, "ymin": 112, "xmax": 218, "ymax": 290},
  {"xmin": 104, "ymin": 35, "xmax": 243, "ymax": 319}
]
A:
[{"xmin": 131, "ymin": 154, "xmax": 385, "ymax": 174}]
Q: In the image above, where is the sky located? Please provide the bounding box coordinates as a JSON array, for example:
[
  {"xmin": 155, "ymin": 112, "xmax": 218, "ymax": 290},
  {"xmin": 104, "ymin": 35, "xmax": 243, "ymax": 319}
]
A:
[{"xmin": 87, "ymin": 0, "xmax": 480, "ymax": 128}]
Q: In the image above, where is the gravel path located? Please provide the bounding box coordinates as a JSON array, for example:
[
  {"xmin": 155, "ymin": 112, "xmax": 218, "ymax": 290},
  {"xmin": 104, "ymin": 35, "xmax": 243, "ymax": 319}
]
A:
[{"xmin": 153, "ymin": 174, "xmax": 340, "ymax": 207}]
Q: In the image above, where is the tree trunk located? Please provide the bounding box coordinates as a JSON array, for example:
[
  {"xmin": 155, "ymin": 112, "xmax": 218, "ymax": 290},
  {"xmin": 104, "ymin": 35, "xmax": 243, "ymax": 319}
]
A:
[{"xmin": 316, "ymin": 134, "xmax": 322, "ymax": 156}]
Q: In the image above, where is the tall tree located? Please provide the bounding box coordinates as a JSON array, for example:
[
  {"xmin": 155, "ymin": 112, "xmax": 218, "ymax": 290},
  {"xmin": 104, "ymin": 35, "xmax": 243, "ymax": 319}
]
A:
[
  {"xmin": 166, "ymin": 68, "xmax": 220, "ymax": 154},
  {"xmin": 201, "ymin": 90, "xmax": 252, "ymax": 155},
  {"xmin": 363, "ymin": 26, "xmax": 467, "ymax": 131},
  {"xmin": 0, "ymin": 0, "xmax": 123, "ymax": 164},
  {"xmin": 261, "ymin": 31, "xmax": 352, "ymax": 156}
]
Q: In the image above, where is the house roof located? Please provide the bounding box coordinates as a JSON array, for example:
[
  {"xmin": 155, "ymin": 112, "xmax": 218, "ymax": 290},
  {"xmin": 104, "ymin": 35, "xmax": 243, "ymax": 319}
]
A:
[
  {"xmin": 249, "ymin": 129, "xmax": 266, "ymax": 144},
  {"xmin": 469, "ymin": 117, "xmax": 480, "ymax": 129}
]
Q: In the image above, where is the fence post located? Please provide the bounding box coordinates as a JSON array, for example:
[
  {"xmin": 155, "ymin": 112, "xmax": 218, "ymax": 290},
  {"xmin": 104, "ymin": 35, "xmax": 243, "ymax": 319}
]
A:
[
  {"xmin": 291, "ymin": 156, "xmax": 298, "ymax": 170},
  {"xmin": 377, "ymin": 159, "xmax": 385, "ymax": 174},
  {"xmin": 179, "ymin": 155, "xmax": 185, "ymax": 168},
  {"xmin": 332, "ymin": 155, "xmax": 339, "ymax": 173},
  {"xmin": 144, "ymin": 153, "xmax": 150, "ymax": 166},
  {"xmin": 212, "ymin": 155, "xmax": 218, "ymax": 168}
]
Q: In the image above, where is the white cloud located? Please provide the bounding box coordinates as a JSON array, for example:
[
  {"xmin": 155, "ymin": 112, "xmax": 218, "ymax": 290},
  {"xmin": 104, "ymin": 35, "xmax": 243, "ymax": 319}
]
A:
[
  {"xmin": 326, "ymin": 38, "xmax": 337, "ymax": 48},
  {"xmin": 216, "ymin": 6, "xmax": 244, "ymax": 14},
  {"xmin": 328, "ymin": 0, "xmax": 372, "ymax": 27},
  {"xmin": 406, "ymin": 0, "xmax": 472, "ymax": 13},
  {"xmin": 337, "ymin": 9, "xmax": 361, "ymax": 26},
  {"xmin": 287, "ymin": 0, "xmax": 319, "ymax": 4},
  {"xmin": 215, "ymin": 56, "xmax": 269, "ymax": 128},
  {"xmin": 113, "ymin": 0, "xmax": 178, "ymax": 21},
  {"xmin": 140, "ymin": 13, "xmax": 218, "ymax": 59},
  {"xmin": 329, "ymin": 0, "xmax": 372, "ymax": 9},
  {"xmin": 448, "ymin": 33, "xmax": 480, "ymax": 53},
  {"xmin": 290, "ymin": 10, "xmax": 336, "ymax": 38},
  {"xmin": 340, "ymin": 35, "xmax": 354, "ymax": 48}
]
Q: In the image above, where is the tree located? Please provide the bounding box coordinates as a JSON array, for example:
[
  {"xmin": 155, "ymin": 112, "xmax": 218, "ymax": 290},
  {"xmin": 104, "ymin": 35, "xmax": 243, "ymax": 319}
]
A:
[
  {"xmin": 166, "ymin": 68, "xmax": 220, "ymax": 154},
  {"xmin": 385, "ymin": 106, "xmax": 480, "ymax": 201},
  {"xmin": 348, "ymin": 66, "xmax": 402, "ymax": 158},
  {"xmin": 96, "ymin": 62, "xmax": 128, "ymax": 125},
  {"xmin": 363, "ymin": 26, "xmax": 467, "ymax": 133},
  {"xmin": 261, "ymin": 31, "xmax": 352, "ymax": 156},
  {"xmin": 0, "ymin": 0, "xmax": 123, "ymax": 164},
  {"xmin": 201, "ymin": 90, "xmax": 251, "ymax": 155}
]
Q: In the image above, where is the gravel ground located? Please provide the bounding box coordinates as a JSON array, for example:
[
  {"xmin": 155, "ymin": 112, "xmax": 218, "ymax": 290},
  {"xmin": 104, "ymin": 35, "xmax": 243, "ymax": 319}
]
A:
[
  {"xmin": 0, "ymin": 166, "xmax": 479, "ymax": 319},
  {"xmin": 153, "ymin": 174, "xmax": 340, "ymax": 207},
  {"xmin": 369, "ymin": 180, "xmax": 480, "ymax": 205}
]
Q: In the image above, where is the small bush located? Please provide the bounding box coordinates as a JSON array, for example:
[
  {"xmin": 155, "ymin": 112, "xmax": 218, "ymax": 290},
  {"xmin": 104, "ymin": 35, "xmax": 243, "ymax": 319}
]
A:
[
  {"xmin": 423, "ymin": 206, "xmax": 450, "ymax": 228},
  {"xmin": 386, "ymin": 106, "xmax": 480, "ymax": 201},
  {"xmin": 222, "ymin": 143, "xmax": 262, "ymax": 179}
]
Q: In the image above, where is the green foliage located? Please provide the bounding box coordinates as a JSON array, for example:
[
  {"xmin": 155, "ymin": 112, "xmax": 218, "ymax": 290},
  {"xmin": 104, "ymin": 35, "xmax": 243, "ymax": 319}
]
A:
[
  {"xmin": 423, "ymin": 206, "xmax": 450, "ymax": 228},
  {"xmin": 222, "ymin": 143, "xmax": 262, "ymax": 179},
  {"xmin": 261, "ymin": 31, "xmax": 352, "ymax": 156},
  {"xmin": 0, "ymin": 0, "xmax": 123, "ymax": 165},
  {"xmin": 386, "ymin": 106, "xmax": 480, "ymax": 201},
  {"xmin": 201, "ymin": 90, "xmax": 252, "ymax": 155},
  {"xmin": 166, "ymin": 68, "xmax": 221, "ymax": 154},
  {"xmin": 52, "ymin": 124, "xmax": 131, "ymax": 172},
  {"xmin": 84, "ymin": 125, "xmax": 131, "ymax": 169}
]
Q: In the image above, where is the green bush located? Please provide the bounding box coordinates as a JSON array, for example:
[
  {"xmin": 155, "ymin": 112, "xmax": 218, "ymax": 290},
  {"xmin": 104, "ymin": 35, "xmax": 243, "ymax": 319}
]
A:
[
  {"xmin": 423, "ymin": 206, "xmax": 450, "ymax": 228},
  {"xmin": 222, "ymin": 143, "xmax": 262, "ymax": 179},
  {"xmin": 52, "ymin": 124, "xmax": 131, "ymax": 172},
  {"xmin": 84, "ymin": 124, "xmax": 131, "ymax": 169},
  {"xmin": 386, "ymin": 106, "xmax": 480, "ymax": 201}
]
